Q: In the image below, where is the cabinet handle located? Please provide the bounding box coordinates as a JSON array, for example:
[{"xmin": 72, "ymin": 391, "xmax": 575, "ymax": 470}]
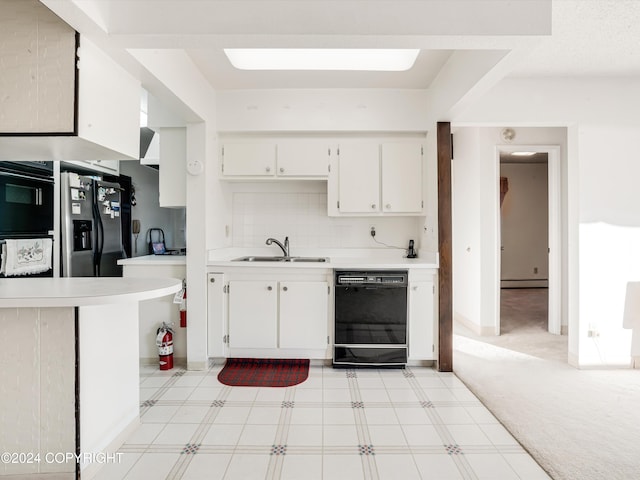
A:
[
  {"xmin": 412, "ymin": 286, "xmax": 418, "ymax": 291},
  {"xmin": 283, "ymin": 286, "xmax": 288, "ymax": 292},
  {"xmin": 371, "ymin": 204, "xmax": 376, "ymax": 209},
  {"xmin": 386, "ymin": 204, "xmax": 391, "ymax": 209},
  {"xmin": 266, "ymin": 166, "xmax": 271, "ymax": 173},
  {"xmin": 210, "ymin": 278, "xmax": 215, "ymax": 283},
  {"xmin": 267, "ymin": 285, "xmax": 273, "ymax": 291},
  {"xmin": 279, "ymin": 167, "xmax": 285, "ymax": 173}
]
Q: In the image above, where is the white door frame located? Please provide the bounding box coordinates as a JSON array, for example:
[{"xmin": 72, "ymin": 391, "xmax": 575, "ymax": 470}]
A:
[{"xmin": 495, "ymin": 145, "xmax": 562, "ymax": 335}]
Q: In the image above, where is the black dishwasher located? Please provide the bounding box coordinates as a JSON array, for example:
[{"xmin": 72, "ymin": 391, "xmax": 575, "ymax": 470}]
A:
[{"xmin": 333, "ymin": 270, "xmax": 408, "ymax": 367}]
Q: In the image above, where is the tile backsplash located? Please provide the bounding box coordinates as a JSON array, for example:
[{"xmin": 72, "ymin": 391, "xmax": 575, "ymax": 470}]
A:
[{"xmin": 232, "ymin": 192, "xmax": 421, "ymax": 249}]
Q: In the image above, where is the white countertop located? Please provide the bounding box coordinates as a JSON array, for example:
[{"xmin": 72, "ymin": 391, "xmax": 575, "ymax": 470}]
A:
[
  {"xmin": 207, "ymin": 247, "xmax": 438, "ymax": 270},
  {"xmin": 118, "ymin": 255, "xmax": 186, "ymax": 266},
  {"xmin": 0, "ymin": 277, "xmax": 182, "ymax": 308}
]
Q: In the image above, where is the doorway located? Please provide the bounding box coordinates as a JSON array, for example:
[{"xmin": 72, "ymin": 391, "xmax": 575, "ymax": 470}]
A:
[{"xmin": 496, "ymin": 145, "xmax": 561, "ymax": 336}]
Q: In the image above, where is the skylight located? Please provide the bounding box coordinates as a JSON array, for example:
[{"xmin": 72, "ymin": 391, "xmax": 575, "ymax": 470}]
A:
[{"xmin": 224, "ymin": 49, "xmax": 420, "ymax": 72}]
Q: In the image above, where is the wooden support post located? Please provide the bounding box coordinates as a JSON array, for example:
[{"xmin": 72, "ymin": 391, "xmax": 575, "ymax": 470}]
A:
[{"xmin": 437, "ymin": 122, "xmax": 453, "ymax": 372}]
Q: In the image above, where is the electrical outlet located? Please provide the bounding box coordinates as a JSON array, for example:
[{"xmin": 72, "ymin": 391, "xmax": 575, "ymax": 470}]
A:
[{"xmin": 370, "ymin": 226, "xmax": 376, "ymax": 237}]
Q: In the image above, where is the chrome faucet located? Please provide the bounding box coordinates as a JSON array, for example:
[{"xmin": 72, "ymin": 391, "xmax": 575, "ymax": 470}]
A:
[{"xmin": 266, "ymin": 236, "xmax": 289, "ymax": 257}]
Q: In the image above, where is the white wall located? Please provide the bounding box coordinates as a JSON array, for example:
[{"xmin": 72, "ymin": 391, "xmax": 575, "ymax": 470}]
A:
[
  {"xmin": 229, "ymin": 182, "xmax": 420, "ymax": 250},
  {"xmin": 456, "ymin": 77, "xmax": 640, "ymax": 367},
  {"xmin": 215, "ymin": 97, "xmax": 435, "ymax": 255},
  {"xmin": 129, "ymin": 50, "xmax": 223, "ymax": 370},
  {"xmin": 216, "ymin": 89, "xmax": 430, "ymax": 132},
  {"xmin": 500, "ymin": 162, "xmax": 548, "ymax": 283},
  {"xmin": 452, "ymin": 126, "xmax": 567, "ymax": 336},
  {"xmin": 451, "ymin": 127, "xmax": 483, "ymax": 331},
  {"xmin": 119, "ymin": 161, "xmax": 185, "ymax": 256}
]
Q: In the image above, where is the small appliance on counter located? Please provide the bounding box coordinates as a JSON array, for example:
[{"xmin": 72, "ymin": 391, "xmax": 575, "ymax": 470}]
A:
[
  {"xmin": 147, "ymin": 228, "xmax": 185, "ymax": 255},
  {"xmin": 406, "ymin": 239, "xmax": 418, "ymax": 258},
  {"xmin": 60, "ymin": 172, "xmax": 124, "ymax": 277}
]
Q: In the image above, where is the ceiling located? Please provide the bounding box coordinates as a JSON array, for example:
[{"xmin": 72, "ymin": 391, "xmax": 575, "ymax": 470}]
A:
[
  {"xmin": 39, "ymin": 0, "xmax": 640, "ymax": 113},
  {"xmin": 41, "ymin": 0, "xmax": 550, "ymax": 91},
  {"xmin": 187, "ymin": 49, "xmax": 454, "ymax": 90},
  {"xmin": 508, "ymin": 0, "xmax": 640, "ymax": 77}
]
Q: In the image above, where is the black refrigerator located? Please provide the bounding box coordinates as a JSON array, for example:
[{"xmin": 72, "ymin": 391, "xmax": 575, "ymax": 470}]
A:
[{"xmin": 60, "ymin": 172, "xmax": 124, "ymax": 277}]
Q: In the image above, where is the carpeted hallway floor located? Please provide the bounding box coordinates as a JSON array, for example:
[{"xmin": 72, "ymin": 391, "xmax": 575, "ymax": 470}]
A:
[{"xmin": 453, "ymin": 288, "xmax": 640, "ymax": 480}]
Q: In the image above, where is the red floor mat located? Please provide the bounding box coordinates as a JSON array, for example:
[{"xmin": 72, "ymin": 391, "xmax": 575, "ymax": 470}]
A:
[{"xmin": 217, "ymin": 358, "xmax": 310, "ymax": 387}]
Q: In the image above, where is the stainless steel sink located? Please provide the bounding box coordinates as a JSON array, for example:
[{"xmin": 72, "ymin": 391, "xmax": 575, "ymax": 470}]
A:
[
  {"xmin": 232, "ymin": 256, "xmax": 286, "ymax": 262},
  {"xmin": 232, "ymin": 256, "xmax": 329, "ymax": 263},
  {"xmin": 288, "ymin": 257, "xmax": 328, "ymax": 262}
]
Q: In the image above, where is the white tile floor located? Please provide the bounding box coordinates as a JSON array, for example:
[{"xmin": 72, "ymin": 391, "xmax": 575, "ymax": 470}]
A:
[{"xmin": 93, "ymin": 362, "xmax": 551, "ymax": 480}]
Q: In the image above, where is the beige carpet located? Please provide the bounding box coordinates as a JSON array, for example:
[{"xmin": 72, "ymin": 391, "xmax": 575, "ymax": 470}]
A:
[{"xmin": 454, "ymin": 288, "xmax": 640, "ymax": 480}]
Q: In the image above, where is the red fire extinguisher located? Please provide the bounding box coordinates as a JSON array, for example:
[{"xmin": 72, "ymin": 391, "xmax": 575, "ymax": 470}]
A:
[
  {"xmin": 179, "ymin": 282, "xmax": 187, "ymax": 328},
  {"xmin": 156, "ymin": 322, "xmax": 174, "ymax": 370}
]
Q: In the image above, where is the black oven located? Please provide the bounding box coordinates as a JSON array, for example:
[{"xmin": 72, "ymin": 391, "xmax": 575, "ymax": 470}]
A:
[
  {"xmin": 334, "ymin": 270, "xmax": 408, "ymax": 367},
  {"xmin": 0, "ymin": 161, "xmax": 54, "ymax": 238}
]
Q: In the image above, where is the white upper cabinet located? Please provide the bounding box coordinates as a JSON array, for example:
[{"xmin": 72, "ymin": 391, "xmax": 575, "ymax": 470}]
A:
[
  {"xmin": 329, "ymin": 141, "xmax": 424, "ymax": 216},
  {"xmin": 159, "ymin": 127, "xmax": 187, "ymax": 208},
  {"xmin": 381, "ymin": 143, "xmax": 423, "ymax": 213},
  {"xmin": 221, "ymin": 143, "xmax": 277, "ymax": 177},
  {"xmin": 276, "ymin": 142, "xmax": 330, "ymax": 177},
  {"xmin": 337, "ymin": 143, "xmax": 381, "ymax": 213},
  {"xmin": 220, "ymin": 141, "xmax": 329, "ymax": 179},
  {"xmin": 0, "ymin": 0, "xmax": 140, "ymax": 161}
]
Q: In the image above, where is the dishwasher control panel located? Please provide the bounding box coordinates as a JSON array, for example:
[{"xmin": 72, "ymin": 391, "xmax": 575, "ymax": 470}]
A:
[{"xmin": 336, "ymin": 271, "xmax": 407, "ymax": 287}]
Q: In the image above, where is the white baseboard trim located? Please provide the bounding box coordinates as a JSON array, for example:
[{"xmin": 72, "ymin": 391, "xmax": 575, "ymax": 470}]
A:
[
  {"xmin": 568, "ymin": 352, "xmax": 579, "ymax": 368},
  {"xmin": 80, "ymin": 415, "xmax": 140, "ymax": 480},
  {"xmin": 407, "ymin": 360, "xmax": 436, "ymax": 367},
  {"xmin": 2, "ymin": 475, "xmax": 73, "ymax": 479},
  {"xmin": 501, "ymin": 280, "xmax": 549, "ymax": 288},
  {"xmin": 140, "ymin": 356, "xmax": 187, "ymax": 366},
  {"xmin": 187, "ymin": 360, "xmax": 209, "ymax": 371},
  {"xmin": 455, "ymin": 314, "xmax": 496, "ymax": 336}
]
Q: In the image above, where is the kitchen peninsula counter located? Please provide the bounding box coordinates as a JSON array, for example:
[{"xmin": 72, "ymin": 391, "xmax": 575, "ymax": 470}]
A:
[
  {"xmin": 0, "ymin": 277, "xmax": 181, "ymax": 479},
  {"xmin": 0, "ymin": 276, "xmax": 181, "ymax": 307}
]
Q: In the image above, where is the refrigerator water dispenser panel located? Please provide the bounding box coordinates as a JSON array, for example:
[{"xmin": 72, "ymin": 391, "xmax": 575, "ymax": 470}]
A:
[{"xmin": 73, "ymin": 220, "xmax": 92, "ymax": 251}]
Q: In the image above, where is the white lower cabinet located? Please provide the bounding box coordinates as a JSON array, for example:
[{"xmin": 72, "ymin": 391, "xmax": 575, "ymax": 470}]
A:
[
  {"xmin": 224, "ymin": 274, "xmax": 330, "ymax": 354},
  {"xmin": 279, "ymin": 281, "xmax": 329, "ymax": 349},
  {"xmin": 408, "ymin": 272, "xmax": 436, "ymax": 360},
  {"xmin": 228, "ymin": 280, "xmax": 278, "ymax": 349},
  {"xmin": 207, "ymin": 273, "xmax": 227, "ymax": 357}
]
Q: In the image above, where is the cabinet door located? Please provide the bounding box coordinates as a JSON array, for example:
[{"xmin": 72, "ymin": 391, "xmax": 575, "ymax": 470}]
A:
[
  {"xmin": 381, "ymin": 143, "xmax": 423, "ymax": 213},
  {"xmin": 159, "ymin": 127, "xmax": 186, "ymax": 207},
  {"xmin": 276, "ymin": 142, "xmax": 329, "ymax": 177},
  {"xmin": 222, "ymin": 143, "xmax": 276, "ymax": 176},
  {"xmin": 0, "ymin": 0, "xmax": 76, "ymax": 133},
  {"xmin": 337, "ymin": 143, "xmax": 380, "ymax": 213},
  {"xmin": 279, "ymin": 281, "xmax": 329, "ymax": 349},
  {"xmin": 228, "ymin": 281, "xmax": 278, "ymax": 348},
  {"xmin": 91, "ymin": 160, "xmax": 120, "ymax": 175},
  {"xmin": 408, "ymin": 281, "xmax": 435, "ymax": 360},
  {"xmin": 207, "ymin": 273, "xmax": 226, "ymax": 357}
]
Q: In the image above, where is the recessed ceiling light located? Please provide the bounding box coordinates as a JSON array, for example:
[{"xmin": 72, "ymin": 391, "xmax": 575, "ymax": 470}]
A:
[
  {"xmin": 224, "ymin": 49, "xmax": 420, "ymax": 71},
  {"xmin": 511, "ymin": 151, "xmax": 537, "ymax": 156}
]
